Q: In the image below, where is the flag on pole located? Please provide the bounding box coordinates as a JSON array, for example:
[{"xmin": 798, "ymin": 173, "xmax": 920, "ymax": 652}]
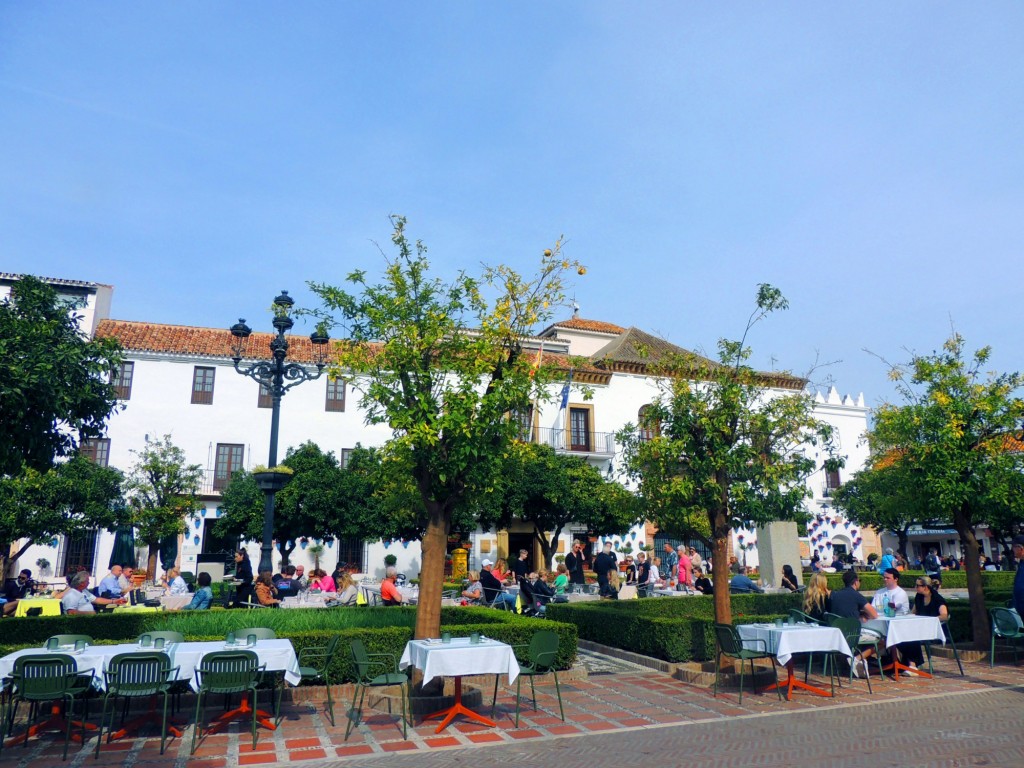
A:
[{"xmin": 529, "ymin": 342, "xmax": 543, "ymax": 378}]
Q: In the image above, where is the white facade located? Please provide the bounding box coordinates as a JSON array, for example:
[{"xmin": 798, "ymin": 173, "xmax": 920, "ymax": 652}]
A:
[{"xmin": 8, "ymin": 279, "xmax": 872, "ymax": 585}]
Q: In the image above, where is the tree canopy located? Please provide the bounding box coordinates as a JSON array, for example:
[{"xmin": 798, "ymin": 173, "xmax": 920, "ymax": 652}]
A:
[
  {"xmin": 618, "ymin": 285, "xmax": 837, "ymax": 624},
  {"xmin": 308, "ymin": 216, "xmax": 582, "ymax": 639},
  {"xmin": 0, "ymin": 275, "xmax": 123, "ymax": 476},
  {"xmin": 863, "ymin": 333, "xmax": 1024, "ymax": 646},
  {"xmin": 123, "ymin": 435, "xmax": 203, "ymax": 576},
  {"xmin": 496, "ymin": 442, "xmax": 639, "ymax": 569},
  {"xmin": 0, "ymin": 455, "xmax": 124, "ymax": 576}
]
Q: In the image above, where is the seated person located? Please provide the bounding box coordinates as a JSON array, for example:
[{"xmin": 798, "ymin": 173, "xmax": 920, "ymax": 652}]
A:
[
  {"xmin": 479, "ymin": 560, "xmax": 516, "ymax": 609},
  {"xmin": 900, "ymin": 577, "xmax": 949, "ymax": 672},
  {"xmin": 830, "ymin": 569, "xmax": 880, "ymax": 676},
  {"xmin": 803, "ymin": 573, "xmax": 831, "ymax": 622},
  {"xmin": 274, "ymin": 565, "xmax": 299, "ymax": 599},
  {"xmin": 780, "ymin": 564, "xmax": 800, "ymax": 592},
  {"xmin": 527, "ymin": 571, "xmax": 555, "ymax": 612},
  {"xmin": 552, "ymin": 563, "xmax": 569, "ymax": 595},
  {"xmin": 61, "ymin": 571, "xmax": 126, "ymax": 614},
  {"xmin": 379, "ymin": 567, "xmax": 403, "ymax": 605},
  {"xmin": 462, "ymin": 570, "xmax": 483, "ymax": 604},
  {"xmin": 603, "ymin": 569, "xmax": 620, "ymax": 599},
  {"xmin": 729, "ymin": 566, "xmax": 763, "ymax": 593},
  {"xmin": 872, "ymin": 568, "xmax": 911, "ymax": 615},
  {"xmin": 334, "ymin": 572, "xmax": 359, "ymax": 606},
  {"xmin": 98, "ymin": 565, "xmax": 124, "ymax": 599},
  {"xmin": 254, "ymin": 571, "xmax": 281, "ymax": 606},
  {"xmin": 117, "ymin": 566, "xmax": 135, "ymax": 594},
  {"xmin": 693, "ymin": 567, "xmax": 713, "ymax": 595},
  {"xmin": 161, "ymin": 567, "xmax": 189, "ymax": 596},
  {"xmin": 308, "ymin": 569, "xmax": 336, "ymax": 592},
  {"xmin": 293, "ymin": 565, "xmax": 308, "ymax": 591},
  {"xmin": 182, "ymin": 571, "xmax": 214, "ymax": 610},
  {"xmin": 2, "ymin": 569, "xmax": 36, "ymax": 616}
]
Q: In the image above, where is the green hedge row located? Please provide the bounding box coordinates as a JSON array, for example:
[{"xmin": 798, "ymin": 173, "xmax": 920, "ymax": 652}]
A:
[
  {"xmin": 823, "ymin": 570, "xmax": 1015, "ymax": 592},
  {"xmin": 0, "ymin": 606, "xmax": 577, "ymax": 678}
]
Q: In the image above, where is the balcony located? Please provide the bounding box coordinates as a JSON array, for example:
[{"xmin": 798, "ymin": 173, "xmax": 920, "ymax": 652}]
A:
[
  {"xmin": 199, "ymin": 468, "xmax": 240, "ymax": 496},
  {"xmin": 529, "ymin": 427, "xmax": 616, "ymax": 458}
]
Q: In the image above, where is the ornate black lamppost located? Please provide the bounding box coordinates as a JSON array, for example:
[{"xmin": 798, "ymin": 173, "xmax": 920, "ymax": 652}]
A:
[{"xmin": 230, "ymin": 290, "xmax": 329, "ymax": 574}]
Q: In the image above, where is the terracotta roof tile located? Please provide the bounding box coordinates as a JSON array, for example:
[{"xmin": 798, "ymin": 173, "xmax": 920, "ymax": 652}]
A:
[{"xmin": 544, "ymin": 317, "xmax": 626, "ymax": 335}]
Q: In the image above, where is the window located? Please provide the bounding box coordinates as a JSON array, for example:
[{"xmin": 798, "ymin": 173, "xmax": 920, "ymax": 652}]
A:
[
  {"xmin": 111, "ymin": 361, "xmax": 134, "ymax": 400},
  {"xmin": 326, "ymin": 378, "xmax": 345, "ymax": 412},
  {"xmin": 334, "ymin": 536, "xmax": 366, "ymax": 573},
  {"xmin": 638, "ymin": 404, "xmax": 659, "ymax": 441},
  {"xmin": 191, "ymin": 366, "xmax": 215, "ymax": 405},
  {"xmin": 80, "ymin": 438, "xmax": 111, "ymax": 467},
  {"xmin": 825, "ymin": 468, "xmax": 842, "ymax": 493},
  {"xmin": 59, "ymin": 530, "xmax": 98, "ymax": 578},
  {"xmin": 257, "ymin": 384, "xmax": 273, "ymax": 409},
  {"xmin": 569, "ymin": 407, "xmax": 592, "ymax": 451},
  {"xmin": 512, "ymin": 406, "xmax": 534, "ymax": 442},
  {"xmin": 340, "ymin": 448, "xmax": 354, "ymax": 469},
  {"xmin": 213, "ymin": 443, "xmax": 244, "ymax": 491}
]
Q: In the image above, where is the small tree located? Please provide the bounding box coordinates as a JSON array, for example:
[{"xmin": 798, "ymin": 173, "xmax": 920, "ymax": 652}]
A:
[
  {"xmin": 618, "ymin": 285, "xmax": 837, "ymax": 625},
  {"xmin": 124, "ymin": 436, "xmax": 203, "ymax": 577},
  {"xmin": 496, "ymin": 442, "xmax": 639, "ymax": 569},
  {"xmin": 308, "ymin": 216, "xmax": 580, "ymax": 640},
  {"xmin": 0, "ymin": 275, "xmax": 123, "ymax": 476},
  {"xmin": 865, "ymin": 333, "xmax": 1024, "ymax": 647},
  {"xmin": 0, "ymin": 455, "xmax": 124, "ymax": 576}
]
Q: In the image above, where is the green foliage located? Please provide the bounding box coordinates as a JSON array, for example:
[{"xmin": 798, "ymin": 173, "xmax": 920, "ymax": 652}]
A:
[
  {"xmin": 821, "ymin": 569, "xmax": 1015, "ymax": 592},
  {"xmin": 0, "ymin": 455, "xmax": 124, "ymax": 573},
  {"xmin": 831, "ymin": 461, "xmax": 932, "ymax": 555},
  {"xmin": 123, "ymin": 435, "xmax": 203, "ymax": 572},
  {"xmin": 0, "ymin": 275, "xmax": 123, "ymax": 476},
  {"xmin": 617, "ymin": 285, "xmax": 837, "ymax": 624},
  {"xmin": 495, "ymin": 443, "xmax": 640, "ymax": 569}
]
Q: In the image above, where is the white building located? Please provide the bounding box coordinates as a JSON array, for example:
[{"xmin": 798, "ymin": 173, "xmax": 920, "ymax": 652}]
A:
[{"xmin": 7, "ymin": 277, "xmax": 872, "ymax": 583}]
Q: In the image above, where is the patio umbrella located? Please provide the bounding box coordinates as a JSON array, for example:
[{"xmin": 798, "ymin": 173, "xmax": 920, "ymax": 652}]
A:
[
  {"xmin": 108, "ymin": 525, "xmax": 136, "ymax": 570},
  {"xmin": 159, "ymin": 533, "xmax": 178, "ymax": 571}
]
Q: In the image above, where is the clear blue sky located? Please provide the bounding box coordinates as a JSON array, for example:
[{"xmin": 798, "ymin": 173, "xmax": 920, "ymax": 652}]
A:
[{"xmin": 3, "ymin": 3, "xmax": 1022, "ymax": 407}]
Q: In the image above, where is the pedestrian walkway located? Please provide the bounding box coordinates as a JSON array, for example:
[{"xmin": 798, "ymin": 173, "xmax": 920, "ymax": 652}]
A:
[{"xmin": 3, "ymin": 652, "xmax": 1021, "ymax": 767}]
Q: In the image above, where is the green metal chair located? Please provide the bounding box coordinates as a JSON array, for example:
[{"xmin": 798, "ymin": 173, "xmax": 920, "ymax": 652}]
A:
[
  {"xmin": 190, "ymin": 650, "xmax": 264, "ymax": 755},
  {"xmin": 825, "ymin": 613, "xmax": 885, "ymax": 684},
  {"xmin": 45, "ymin": 634, "xmax": 93, "ymax": 649},
  {"xmin": 297, "ymin": 634, "xmax": 341, "ymax": 726},
  {"xmin": 345, "ymin": 639, "xmax": 409, "ymax": 741},
  {"xmin": 712, "ymin": 623, "xmax": 782, "ymax": 704},
  {"xmin": 989, "ymin": 607, "xmax": 1024, "ymax": 667},
  {"xmin": 0, "ymin": 654, "xmax": 95, "ymax": 760},
  {"xmin": 923, "ymin": 617, "xmax": 964, "ymax": 676},
  {"xmin": 231, "ymin": 628, "xmax": 277, "ymax": 641},
  {"xmin": 825, "ymin": 616, "xmax": 875, "ymax": 693},
  {"xmin": 136, "ymin": 631, "xmax": 185, "ymax": 646},
  {"xmin": 788, "ymin": 609, "xmax": 822, "ymax": 625},
  {"xmin": 511, "ymin": 630, "xmax": 564, "ymax": 727},
  {"xmin": 95, "ymin": 652, "xmax": 179, "ymax": 757}
]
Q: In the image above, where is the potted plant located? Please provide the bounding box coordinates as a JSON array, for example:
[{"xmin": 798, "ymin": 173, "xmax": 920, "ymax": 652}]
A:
[
  {"xmin": 554, "ymin": 554, "xmax": 566, "ymax": 565},
  {"xmin": 384, "ymin": 553, "xmax": 398, "ymax": 568},
  {"xmin": 251, "ymin": 464, "xmax": 294, "ymax": 492},
  {"xmin": 307, "ymin": 543, "xmax": 325, "ymax": 571},
  {"xmin": 35, "ymin": 557, "xmax": 51, "ymax": 575}
]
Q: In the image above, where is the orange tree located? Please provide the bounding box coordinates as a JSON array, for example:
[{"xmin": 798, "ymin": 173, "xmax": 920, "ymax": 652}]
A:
[
  {"xmin": 308, "ymin": 216, "xmax": 581, "ymax": 640},
  {"xmin": 866, "ymin": 334, "xmax": 1024, "ymax": 647},
  {"xmin": 617, "ymin": 285, "xmax": 838, "ymax": 625}
]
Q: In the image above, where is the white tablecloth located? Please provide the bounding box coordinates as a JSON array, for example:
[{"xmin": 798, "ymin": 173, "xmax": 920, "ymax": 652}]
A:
[
  {"xmin": 737, "ymin": 623, "xmax": 852, "ymax": 667},
  {"xmin": 160, "ymin": 595, "xmax": 192, "ymax": 610},
  {"xmin": 864, "ymin": 615, "xmax": 944, "ymax": 646},
  {"xmin": 0, "ymin": 639, "xmax": 302, "ymax": 692},
  {"xmin": 399, "ymin": 637, "xmax": 518, "ymax": 686}
]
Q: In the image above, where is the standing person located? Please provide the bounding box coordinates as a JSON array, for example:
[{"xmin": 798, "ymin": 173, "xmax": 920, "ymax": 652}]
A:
[
  {"xmin": 593, "ymin": 541, "xmax": 617, "ymax": 597},
  {"xmin": 650, "ymin": 556, "xmax": 664, "ymax": 589},
  {"xmin": 1012, "ymin": 535, "xmax": 1024, "ymax": 617},
  {"xmin": 623, "ymin": 556, "xmax": 637, "ymax": 584},
  {"xmin": 923, "ymin": 548, "xmax": 942, "ymax": 579},
  {"xmin": 565, "ymin": 540, "xmax": 588, "ymax": 588},
  {"xmin": 511, "ymin": 549, "xmax": 531, "ymax": 582},
  {"xmin": 636, "ymin": 552, "xmax": 652, "ymax": 597},
  {"xmin": 677, "ymin": 544, "xmax": 693, "ymax": 593},
  {"xmin": 689, "ymin": 547, "xmax": 703, "ymax": 573},
  {"xmin": 233, "ymin": 549, "xmax": 255, "ymax": 608},
  {"xmin": 662, "ymin": 543, "xmax": 679, "ymax": 586},
  {"xmin": 877, "ymin": 548, "xmax": 896, "ymax": 574}
]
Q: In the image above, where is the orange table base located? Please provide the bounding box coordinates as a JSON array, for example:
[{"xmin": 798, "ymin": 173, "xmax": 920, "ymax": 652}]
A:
[
  {"xmin": 757, "ymin": 661, "xmax": 833, "ymax": 699},
  {"xmin": 3, "ymin": 703, "xmax": 97, "ymax": 747},
  {"xmin": 204, "ymin": 697, "xmax": 277, "ymax": 734},
  {"xmin": 422, "ymin": 677, "xmax": 496, "ymax": 733},
  {"xmin": 107, "ymin": 699, "xmax": 184, "ymax": 742},
  {"xmin": 883, "ymin": 652, "xmax": 933, "ymax": 680}
]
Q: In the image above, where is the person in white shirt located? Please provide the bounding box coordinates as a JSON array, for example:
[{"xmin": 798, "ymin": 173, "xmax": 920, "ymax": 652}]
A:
[
  {"xmin": 61, "ymin": 571, "xmax": 125, "ymax": 614},
  {"xmin": 161, "ymin": 567, "xmax": 190, "ymax": 595},
  {"xmin": 872, "ymin": 567, "xmax": 911, "ymax": 615}
]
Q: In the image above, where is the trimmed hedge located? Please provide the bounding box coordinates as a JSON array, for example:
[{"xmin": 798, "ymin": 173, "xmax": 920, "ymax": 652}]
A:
[
  {"xmin": 0, "ymin": 606, "xmax": 577, "ymax": 677},
  {"xmin": 823, "ymin": 570, "xmax": 1015, "ymax": 592}
]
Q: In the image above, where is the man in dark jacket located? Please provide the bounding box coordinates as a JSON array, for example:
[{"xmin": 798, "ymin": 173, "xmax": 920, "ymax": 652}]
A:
[
  {"xmin": 565, "ymin": 539, "xmax": 589, "ymax": 588},
  {"xmin": 1012, "ymin": 535, "xmax": 1024, "ymax": 617},
  {"xmin": 593, "ymin": 541, "xmax": 617, "ymax": 597}
]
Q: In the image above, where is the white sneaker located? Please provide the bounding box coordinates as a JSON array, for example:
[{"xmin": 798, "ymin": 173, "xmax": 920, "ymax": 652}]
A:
[
  {"xmin": 904, "ymin": 664, "xmax": 919, "ymax": 677},
  {"xmin": 850, "ymin": 661, "xmax": 861, "ymax": 678}
]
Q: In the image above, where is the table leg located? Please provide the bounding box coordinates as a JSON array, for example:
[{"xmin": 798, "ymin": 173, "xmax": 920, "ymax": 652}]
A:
[
  {"xmin": 757, "ymin": 660, "xmax": 834, "ymax": 699},
  {"xmin": 882, "ymin": 648, "xmax": 933, "ymax": 680},
  {"xmin": 3, "ymin": 703, "xmax": 98, "ymax": 747},
  {"xmin": 205, "ymin": 695, "xmax": 277, "ymax": 734},
  {"xmin": 107, "ymin": 696, "xmax": 184, "ymax": 742},
  {"xmin": 422, "ymin": 677, "xmax": 498, "ymax": 733}
]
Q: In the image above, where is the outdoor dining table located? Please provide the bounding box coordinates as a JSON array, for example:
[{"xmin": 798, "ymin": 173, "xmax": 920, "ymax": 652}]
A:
[
  {"xmin": 399, "ymin": 636, "xmax": 518, "ymax": 733},
  {"xmin": 737, "ymin": 622, "xmax": 852, "ymax": 699},
  {"xmin": 0, "ymin": 638, "xmax": 302, "ymax": 745},
  {"xmin": 863, "ymin": 614, "xmax": 944, "ymax": 679},
  {"xmin": 12, "ymin": 596, "xmax": 62, "ymax": 617}
]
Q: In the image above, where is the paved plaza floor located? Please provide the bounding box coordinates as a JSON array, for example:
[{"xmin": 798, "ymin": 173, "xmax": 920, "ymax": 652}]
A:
[{"xmin": 1, "ymin": 650, "xmax": 1021, "ymax": 768}]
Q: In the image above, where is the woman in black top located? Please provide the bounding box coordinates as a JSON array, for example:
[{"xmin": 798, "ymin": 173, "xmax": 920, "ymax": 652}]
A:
[
  {"xmin": 693, "ymin": 567, "xmax": 713, "ymax": 595},
  {"xmin": 232, "ymin": 549, "xmax": 255, "ymax": 607},
  {"xmin": 780, "ymin": 564, "xmax": 799, "ymax": 592},
  {"xmin": 913, "ymin": 577, "xmax": 948, "ymax": 619}
]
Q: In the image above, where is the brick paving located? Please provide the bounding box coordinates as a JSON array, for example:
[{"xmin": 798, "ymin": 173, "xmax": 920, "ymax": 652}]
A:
[{"xmin": 1, "ymin": 652, "xmax": 1021, "ymax": 767}]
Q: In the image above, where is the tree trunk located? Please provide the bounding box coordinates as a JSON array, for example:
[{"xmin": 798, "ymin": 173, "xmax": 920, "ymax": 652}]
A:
[
  {"xmin": 535, "ymin": 526, "xmax": 556, "ymax": 571},
  {"xmin": 146, "ymin": 543, "xmax": 159, "ymax": 581},
  {"xmin": 897, "ymin": 526, "xmax": 910, "ymax": 559},
  {"xmin": 414, "ymin": 500, "xmax": 449, "ymax": 641},
  {"xmin": 711, "ymin": 524, "xmax": 732, "ymax": 625},
  {"xmin": 954, "ymin": 508, "xmax": 990, "ymax": 649}
]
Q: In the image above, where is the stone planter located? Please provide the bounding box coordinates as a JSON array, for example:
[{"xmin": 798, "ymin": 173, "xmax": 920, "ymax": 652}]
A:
[{"xmin": 253, "ymin": 470, "xmax": 293, "ymax": 493}]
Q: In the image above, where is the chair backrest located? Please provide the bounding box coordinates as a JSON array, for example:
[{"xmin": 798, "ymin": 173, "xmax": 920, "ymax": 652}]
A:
[
  {"xmin": 827, "ymin": 615, "xmax": 862, "ymax": 646},
  {"xmin": 45, "ymin": 634, "xmax": 93, "ymax": 648},
  {"xmin": 196, "ymin": 650, "xmax": 261, "ymax": 694},
  {"xmin": 712, "ymin": 623, "xmax": 743, "ymax": 656},
  {"xmin": 12, "ymin": 654, "xmax": 78, "ymax": 700},
  {"xmin": 138, "ymin": 631, "xmax": 185, "ymax": 645},
  {"xmin": 527, "ymin": 630, "xmax": 560, "ymax": 671},
  {"xmin": 233, "ymin": 627, "xmax": 276, "ymax": 640},
  {"xmin": 991, "ymin": 607, "xmax": 1021, "ymax": 636},
  {"xmin": 106, "ymin": 652, "xmax": 174, "ymax": 696},
  {"xmin": 789, "ymin": 609, "xmax": 820, "ymax": 625},
  {"xmin": 349, "ymin": 638, "xmax": 379, "ymax": 682}
]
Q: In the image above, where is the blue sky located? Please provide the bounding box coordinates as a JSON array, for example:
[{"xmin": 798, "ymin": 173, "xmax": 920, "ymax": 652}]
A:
[{"xmin": 3, "ymin": 3, "xmax": 1022, "ymax": 407}]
